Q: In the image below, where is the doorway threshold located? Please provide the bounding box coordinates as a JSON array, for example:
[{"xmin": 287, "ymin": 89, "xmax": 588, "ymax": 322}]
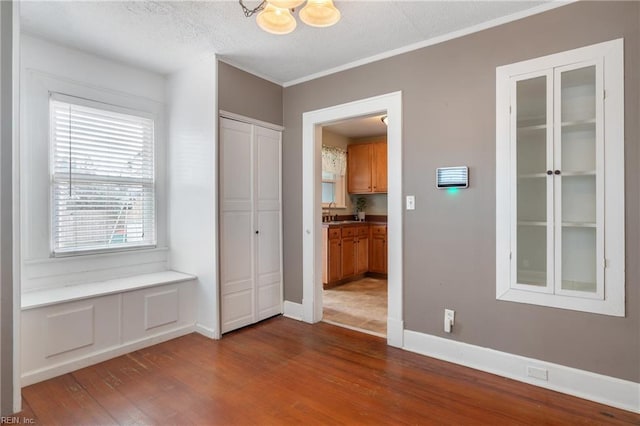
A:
[{"xmin": 321, "ymin": 318, "xmax": 386, "ymax": 338}]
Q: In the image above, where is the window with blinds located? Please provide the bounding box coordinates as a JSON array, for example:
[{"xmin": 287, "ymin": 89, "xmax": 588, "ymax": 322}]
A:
[{"xmin": 50, "ymin": 95, "xmax": 156, "ymax": 255}]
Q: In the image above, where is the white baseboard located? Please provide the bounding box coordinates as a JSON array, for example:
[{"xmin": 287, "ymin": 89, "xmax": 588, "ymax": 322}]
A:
[
  {"xmin": 195, "ymin": 323, "xmax": 219, "ymax": 339},
  {"xmin": 21, "ymin": 324, "xmax": 195, "ymax": 386},
  {"xmin": 387, "ymin": 317, "xmax": 404, "ymax": 348},
  {"xmin": 283, "ymin": 301, "xmax": 304, "ymax": 321},
  {"xmin": 403, "ymin": 330, "xmax": 640, "ymax": 413}
]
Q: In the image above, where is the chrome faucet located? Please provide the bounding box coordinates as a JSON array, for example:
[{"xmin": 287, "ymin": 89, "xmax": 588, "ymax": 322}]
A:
[{"xmin": 328, "ymin": 201, "xmax": 336, "ymax": 222}]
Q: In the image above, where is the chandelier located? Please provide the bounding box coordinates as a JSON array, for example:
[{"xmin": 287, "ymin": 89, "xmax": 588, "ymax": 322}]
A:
[{"xmin": 240, "ymin": 0, "xmax": 341, "ymax": 35}]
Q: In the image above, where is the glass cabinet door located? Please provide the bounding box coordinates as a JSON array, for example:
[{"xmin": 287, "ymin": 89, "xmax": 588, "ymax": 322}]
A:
[
  {"xmin": 513, "ymin": 73, "xmax": 552, "ymax": 290},
  {"xmin": 555, "ymin": 62, "xmax": 603, "ymax": 298}
]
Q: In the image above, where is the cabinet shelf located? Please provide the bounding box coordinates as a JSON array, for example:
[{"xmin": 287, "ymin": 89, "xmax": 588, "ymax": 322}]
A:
[
  {"xmin": 518, "ymin": 173, "xmax": 547, "ymax": 179},
  {"xmin": 517, "ymin": 115, "xmax": 546, "ymax": 127},
  {"xmin": 561, "ymin": 170, "xmax": 596, "ymax": 177},
  {"xmin": 518, "ymin": 123, "xmax": 546, "ymax": 131},
  {"xmin": 517, "ymin": 170, "xmax": 596, "ymax": 178},
  {"xmin": 518, "ymin": 221, "xmax": 547, "ymax": 227},
  {"xmin": 561, "ymin": 280, "xmax": 597, "ymax": 292},
  {"xmin": 561, "ymin": 118, "xmax": 595, "ymax": 131},
  {"xmin": 562, "ymin": 221, "xmax": 596, "ymax": 228},
  {"xmin": 518, "ymin": 221, "xmax": 596, "ymax": 228}
]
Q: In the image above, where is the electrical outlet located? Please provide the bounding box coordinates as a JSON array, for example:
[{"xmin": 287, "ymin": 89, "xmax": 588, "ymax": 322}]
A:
[
  {"xmin": 444, "ymin": 309, "xmax": 455, "ymax": 333},
  {"xmin": 527, "ymin": 366, "xmax": 548, "ymax": 381}
]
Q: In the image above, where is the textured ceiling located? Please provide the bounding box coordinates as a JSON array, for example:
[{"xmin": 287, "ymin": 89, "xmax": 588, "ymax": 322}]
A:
[
  {"xmin": 20, "ymin": 1, "xmax": 551, "ymax": 85},
  {"xmin": 325, "ymin": 114, "xmax": 387, "ymax": 139}
]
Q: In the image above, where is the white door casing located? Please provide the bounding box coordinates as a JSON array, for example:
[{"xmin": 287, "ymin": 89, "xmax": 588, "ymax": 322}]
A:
[{"xmin": 301, "ymin": 91, "xmax": 403, "ymax": 348}]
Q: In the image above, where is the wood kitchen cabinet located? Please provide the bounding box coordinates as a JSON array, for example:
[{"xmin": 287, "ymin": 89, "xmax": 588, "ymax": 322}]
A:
[
  {"xmin": 369, "ymin": 225, "xmax": 387, "ymax": 274},
  {"xmin": 341, "ymin": 226, "xmax": 369, "ymax": 279},
  {"xmin": 322, "ymin": 227, "xmax": 342, "ymax": 285},
  {"xmin": 356, "ymin": 226, "xmax": 369, "ymax": 274},
  {"xmin": 371, "ymin": 142, "xmax": 387, "ymax": 193},
  {"xmin": 322, "ymin": 223, "xmax": 373, "ymax": 288},
  {"xmin": 347, "ymin": 141, "xmax": 387, "ymax": 194},
  {"xmin": 341, "ymin": 227, "xmax": 356, "ymax": 278}
]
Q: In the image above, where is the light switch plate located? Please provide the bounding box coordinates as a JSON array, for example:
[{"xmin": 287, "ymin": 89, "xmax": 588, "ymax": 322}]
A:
[{"xmin": 406, "ymin": 195, "xmax": 415, "ymax": 210}]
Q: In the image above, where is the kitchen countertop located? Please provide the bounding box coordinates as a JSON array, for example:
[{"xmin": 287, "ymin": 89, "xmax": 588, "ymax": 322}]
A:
[{"xmin": 322, "ymin": 220, "xmax": 387, "ymax": 228}]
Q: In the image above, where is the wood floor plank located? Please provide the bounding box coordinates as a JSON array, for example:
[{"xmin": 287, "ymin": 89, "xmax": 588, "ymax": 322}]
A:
[
  {"xmin": 21, "ymin": 374, "xmax": 115, "ymax": 425},
  {"xmin": 18, "ymin": 316, "xmax": 640, "ymax": 425}
]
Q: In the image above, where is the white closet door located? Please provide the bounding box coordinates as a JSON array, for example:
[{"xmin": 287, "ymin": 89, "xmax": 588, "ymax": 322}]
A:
[
  {"xmin": 220, "ymin": 118, "xmax": 255, "ymax": 333},
  {"xmin": 220, "ymin": 117, "xmax": 282, "ymax": 333},
  {"xmin": 255, "ymin": 126, "xmax": 282, "ymax": 321}
]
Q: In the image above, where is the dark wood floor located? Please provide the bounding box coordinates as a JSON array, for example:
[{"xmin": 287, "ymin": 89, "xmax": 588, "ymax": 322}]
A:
[{"xmin": 14, "ymin": 316, "xmax": 640, "ymax": 425}]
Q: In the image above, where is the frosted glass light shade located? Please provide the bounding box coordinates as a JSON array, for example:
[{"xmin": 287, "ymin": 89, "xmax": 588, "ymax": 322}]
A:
[
  {"xmin": 268, "ymin": 0, "xmax": 305, "ymax": 9},
  {"xmin": 256, "ymin": 3, "xmax": 297, "ymax": 35},
  {"xmin": 299, "ymin": 0, "xmax": 340, "ymax": 27}
]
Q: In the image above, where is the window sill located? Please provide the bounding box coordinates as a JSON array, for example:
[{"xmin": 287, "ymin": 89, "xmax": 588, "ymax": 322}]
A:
[{"xmin": 21, "ymin": 270, "xmax": 196, "ymax": 310}]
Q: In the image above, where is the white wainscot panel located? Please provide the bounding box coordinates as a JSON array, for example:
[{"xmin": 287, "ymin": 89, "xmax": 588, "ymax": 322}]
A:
[
  {"xmin": 122, "ymin": 282, "xmax": 195, "ymax": 342},
  {"xmin": 46, "ymin": 305, "xmax": 94, "ymax": 357},
  {"xmin": 146, "ymin": 289, "xmax": 178, "ymax": 330},
  {"xmin": 22, "ymin": 295, "xmax": 120, "ymax": 375}
]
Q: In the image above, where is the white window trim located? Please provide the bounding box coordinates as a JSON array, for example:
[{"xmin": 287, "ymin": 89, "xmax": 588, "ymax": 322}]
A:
[{"xmin": 495, "ymin": 38, "xmax": 625, "ymax": 317}]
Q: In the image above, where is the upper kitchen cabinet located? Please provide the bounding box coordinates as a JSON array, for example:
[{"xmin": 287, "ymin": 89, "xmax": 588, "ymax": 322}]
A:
[
  {"xmin": 347, "ymin": 141, "xmax": 387, "ymax": 194},
  {"xmin": 496, "ymin": 39, "xmax": 624, "ymax": 316}
]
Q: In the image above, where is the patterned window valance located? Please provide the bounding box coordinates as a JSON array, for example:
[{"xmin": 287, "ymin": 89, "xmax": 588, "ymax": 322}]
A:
[{"xmin": 322, "ymin": 145, "xmax": 347, "ymax": 176}]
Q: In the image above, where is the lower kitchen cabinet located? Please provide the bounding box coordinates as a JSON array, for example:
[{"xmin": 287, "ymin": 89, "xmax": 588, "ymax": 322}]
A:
[
  {"xmin": 369, "ymin": 225, "xmax": 387, "ymax": 274},
  {"xmin": 341, "ymin": 233, "xmax": 356, "ymax": 278},
  {"xmin": 356, "ymin": 226, "xmax": 369, "ymax": 274},
  {"xmin": 322, "ymin": 227, "xmax": 342, "ymax": 285},
  {"xmin": 322, "ymin": 223, "xmax": 385, "ymax": 288}
]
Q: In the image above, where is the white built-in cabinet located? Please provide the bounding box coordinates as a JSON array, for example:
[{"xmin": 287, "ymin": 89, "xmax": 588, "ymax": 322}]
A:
[
  {"xmin": 496, "ymin": 39, "xmax": 625, "ymax": 316},
  {"xmin": 220, "ymin": 117, "xmax": 282, "ymax": 333}
]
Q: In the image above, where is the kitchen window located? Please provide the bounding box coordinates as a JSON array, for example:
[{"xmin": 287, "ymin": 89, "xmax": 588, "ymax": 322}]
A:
[
  {"xmin": 322, "ymin": 145, "xmax": 346, "ymax": 208},
  {"xmin": 50, "ymin": 94, "xmax": 156, "ymax": 256}
]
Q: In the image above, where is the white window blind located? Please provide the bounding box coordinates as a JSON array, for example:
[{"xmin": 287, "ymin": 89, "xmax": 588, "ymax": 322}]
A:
[{"xmin": 50, "ymin": 95, "xmax": 156, "ymax": 255}]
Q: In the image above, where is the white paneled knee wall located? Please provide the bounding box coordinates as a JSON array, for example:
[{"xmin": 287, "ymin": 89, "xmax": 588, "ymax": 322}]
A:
[{"xmin": 21, "ymin": 279, "xmax": 196, "ymax": 386}]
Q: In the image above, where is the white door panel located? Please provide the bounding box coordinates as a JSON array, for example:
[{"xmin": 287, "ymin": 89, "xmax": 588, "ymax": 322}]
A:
[
  {"xmin": 258, "ymin": 282, "xmax": 281, "ymax": 320},
  {"xmin": 257, "ymin": 211, "xmax": 280, "ymax": 276},
  {"xmin": 220, "ymin": 212, "xmax": 253, "ymax": 285},
  {"xmin": 221, "ymin": 290, "xmax": 253, "ymax": 333},
  {"xmin": 221, "ymin": 126, "xmax": 252, "ymax": 203},
  {"xmin": 256, "ymin": 128, "xmax": 281, "ymax": 206}
]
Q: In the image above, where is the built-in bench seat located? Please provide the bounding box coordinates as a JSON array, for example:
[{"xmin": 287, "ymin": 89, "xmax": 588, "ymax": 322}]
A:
[
  {"xmin": 22, "ymin": 270, "xmax": 195, "ymax": 310},
  {"xmin": 21, "ymin": 271, "xmax": 198, "ymax": 386}
]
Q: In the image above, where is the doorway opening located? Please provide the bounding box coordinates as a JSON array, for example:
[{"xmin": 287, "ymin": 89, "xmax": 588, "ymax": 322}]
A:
[
  {"xmin": 301, "ymin": 91, "xmax": 403, "ymax": 348},
  {"xmin": 320, "ymin": 115, "xmax": 388, "ymax": 337}
]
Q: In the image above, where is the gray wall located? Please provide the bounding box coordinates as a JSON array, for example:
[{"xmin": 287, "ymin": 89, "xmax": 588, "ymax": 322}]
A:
[
  {"xmin": 282, "ymin": 1, "xmax": 639, "ymax": 382},
  {"xmin": 217, "ymin": 61, "xmax": 283, "ymax": 126}
]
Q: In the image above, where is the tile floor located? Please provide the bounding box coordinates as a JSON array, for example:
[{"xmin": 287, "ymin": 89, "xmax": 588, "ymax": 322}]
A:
[{"xmin": 322, "ymin": 277, "xmax": 387, "ymax": 336}]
